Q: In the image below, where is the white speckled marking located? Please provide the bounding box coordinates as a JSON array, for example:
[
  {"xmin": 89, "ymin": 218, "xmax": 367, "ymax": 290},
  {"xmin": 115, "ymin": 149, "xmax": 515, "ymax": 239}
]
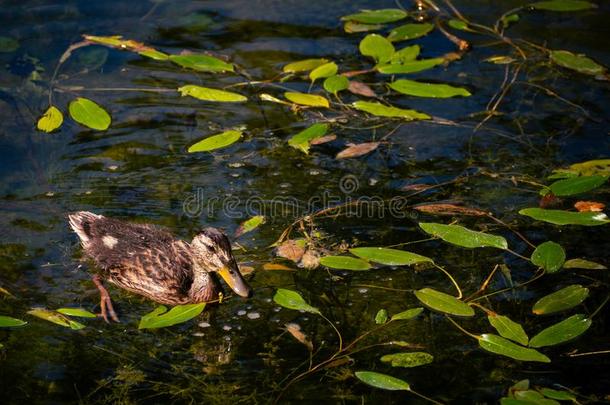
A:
[{"xmin": 102, "ymin": 235, "xmax": 118, "ymax": 249}]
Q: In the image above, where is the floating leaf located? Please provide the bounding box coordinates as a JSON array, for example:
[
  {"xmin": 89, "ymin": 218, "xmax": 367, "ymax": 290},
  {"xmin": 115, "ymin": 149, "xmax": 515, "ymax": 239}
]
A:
[
  {"xmin": 419, "ymin": 222, "xmax": 508, "ymax": 249},
  {"xmin": 310, "ymin": 62, "xmax": 338, "ymax": 82},
  {"xmin": 355, "ymin": 371, "xmax": 410, "ymax": 391},
  {"xmin": 323, "ymin": 75, "xmax": 349, "ymax": 94},
  {"xmin": 389, "ymin": 79, "xmax": 471, "ymax": 98},
  {"xmin": 390, "ymin": 45, "xmax": 420, "ymax": 64},
  {"xmin": 380, "ymin": 352, "xmax": 434, "ymax": 368},
  {"xmin": 377, "ymin": 58, "xmax": 444, "ymax": 74},
  {"xmin": 259, "ymin": 93, "xmax": 292, "ymax": 105},
  {"xmin": 350, "ymin": 247, "xmax": 432, "ymax": 266},
  {"xmin": 352, "ymin": 101, "xmax": 430, "ymax": 120},
  {"xmin": 519, "ymin": 208, "xmax": 609, "ymax": 226},
  {"xmin": 262, "ymin": 263, "xmax": 294, "ymax": 271},
  {"xmin": 414, "ymin": 288, "xmax": 474, "ymax": 317},
  {"xmin": 529, "ymin": 314, "xmax": 591, "ymax": 347},
  {"xmin": 488, "ymin": 314, "xmax": 529, "ymax": 346},
  {"xmin": 235, "ymin": 215, "xmax": 265, "ymax": 237},
  {"xmin": 83, "ymin": 34, "xmax": 124, "ymax": 47},
  {"xmin": 285, "ymin": 323, "xmax": 313, "ymax": 351},
  {"xmin": 375, "ymin": 309, "xmax": 388, "ymax": 324},
  {"xmin": 359, "ymin": 34, "xmax": 395, "ymax": 64},
  {"xmin": 532, "ymin": 285, "xmax": 589, "ymax": 315},
  {"xmin": 478, "ymin": 334, "xmax": 550, "ymax": 362},
  {"xmin": 531, "ymin": 241, "xmax": 565, "ymax": 273},
  {"xmin": 550, "ymin": 50, "xmax": 605, "ymax": 76},
  {"xmin": 276, "ymin": 239, "xmax": 307, "ymax": 262},
  {"xmin": 0, "ymin": 316, "xmax": 27, "ymax": 327},
  {"xmin": 0, "ymin": 36, "xmax": 19, "ymax": 52},
  {"xmin": 188, "ymin": 130, "xmax": 242, "ymax": 152},
  {"xmin": 169, "ymin": 54, "xmax": 234, "ymax": 73},
  {"xmin": 310, "ymin": 134, "xmax": 337, "ymax": 145},
  {"xmin": 68, "ymin": 98, "xmax": 111, "ymax": 130},
  {"xmin": 563, "ymin": 258, "xmax": 607, "ymax": 270},
  {"xmin": 341, "ymin": 9, "xmax": 408, "ymax": 24},
  {"xmin": 566, "ymin": 159, "xmax": 610, "ymax": 176},
  {"xmin": 139, "ymin": 303, "xmax": 206, "ymax": 329},
  {"xmin": 320, "ymin": 256, "xmax": 372, "ymax": 270},
  {"xmin": 336, "ymin": 142, "xmax": 380, "ymax": 159},
  {"xmin": 138, "ymin": 49, "xmax": 169, "ymax": 60},
  {"xmin": 547, "ymin": 175, "xmax": 608, "ymax": 196},
  {"xmin": 448, "ymin": 19, "xmax": 473, "ymax": 32},
  {"xmin": 36, "ymin": 106, "xmax": 63, "ymax": 133},
  {"xmin": 178, "ymin": 85, "xmax": 247, "ymax": 102},
  {"xmin": 27, "ymin": 308, "xmax": 85, "ymax": 330},
  {"xmin": 284, "ymin": 92, "xmax": 329, "ymax": 108},
  {"xmin": 530, "ymin": 1, "xmax": 596, "ymax": 12},
  {"xmin": 283, "ymin": 58, "xmax": 329, "ymax": 73},
  {"xmin": 348, "ymin": 81, "xmax": 377, "ymax": 98},
  {"xmin": 539, "ymin": 388, "xmax": 576, "ymax": 401},
  {"xmin": 288, "ymin": 123, "xmax": 329, "ymax": 154},
  {"xmin": 273, "ymin": 289, "xmax": 320, "ymax": 314},
  {"xmin": 414, "ymin": 203, "xmax": 487, "ymax": 216},
  {"xmin": 391, "ymin": 307, "xmax": 424, "ymax": 321},
  {"xmin": 388, "ymin": 23, "xmax": 434, "ymax": 42},
  {"xmin": 56, "ymin": 308, "xmax": 97, "ymax": 318},
  {"xmin": 344, "ymin": 21, "xmax": 384, "ymax": 33}
]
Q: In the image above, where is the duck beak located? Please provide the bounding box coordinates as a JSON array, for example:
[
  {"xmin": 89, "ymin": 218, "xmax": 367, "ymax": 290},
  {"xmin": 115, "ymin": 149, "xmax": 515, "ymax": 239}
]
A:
[{"xmin": 218, "ymin": 264, "xmax": 252, "ymax": 298}]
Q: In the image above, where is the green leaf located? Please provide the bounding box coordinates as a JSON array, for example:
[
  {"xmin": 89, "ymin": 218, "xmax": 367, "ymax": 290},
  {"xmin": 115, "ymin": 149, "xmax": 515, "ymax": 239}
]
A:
[
  {"xmin": 177, "ymin": 85, "xmax": 247, "ymax": 102},
  {"xmin": 550, "ymin": 50, "xmax": 605, "ymax": 76},
  {"xmin": 319, "ymin": 256, "xmax": 372, "ymax": 270},
  {"xmin": 138, "ymin": 49, "xmax": 169, "ymax": 61},
  {"xmin": 344, "ymin": 21, "xmax": 384, "ymax": 33},
  {"xmin": 235, "ymin": 215, "xmax": 265, "ymax": 237},
  {"xmin": 478, "ymin": 334, "xmax": 550, "ymax": 362},
  {"xmin": 389, "ymin": 79, "xmax": 471, "ymax": 98},
  {"xmin": 355, "ymin": 371, "xmax": 410, "ymax": 391},
  {"xmin": 56, "ymin": 308, "xmax": 97, "ymax": 318},
  {"xmin": 68, "ymin": 98, "xmax": 111, "ymax": 130},
  {"xmin": 547, "ymin": 175, "xmax": 608, "ymax": 196},
  {"xmin": 36, "ymin": 106, "xmax": 63, "ymax": 133},
  {"xmin": 391, "ymin": 307, "xmax": 424, "ymax": 321},
  {"xmin": 377, "ymin": 58, "xmax": 445, "ymax": 74},
  {"xmin": 532, "ymin": 285, "xmax": 589, "ymax": 315},
  {"xmin": 288, "ymin": 123, "xmax": 329, "ymax": 154},
  {"xmin": 488, "ymin": 314, "xmax": 529, "ymax": 345},
  {"xmin": 375, "ymin": 309, "xmax": 388, "ymax": 324},
  {"xmin": 138, "ymin": 303, "xmax": 206, "ymax": 329},
  {"xmin": 519, "ymin": 208, "xmax": 609, "ymax": 226},
  {"xmin": 419, "ymin": 222, "xmax": 508, "ymax": 249},
  {"xmin": 529, "ymin": 314, "xmax": 591, "ymax": 347},
  {"xmin": 563, "ymin": 258, "xmax": 607, "ymax": 270},
  {"xmin": 539, "ymin": 388, "xmax": 576, "ymax": 401},
  {"xmin": 530, "ymin": 1, "xmax": 596, "ymax": 12},
  {"xmin": 349, "ymin": 247, "xmax": 432, "ymax": 266},
  {"xmin": 501, "ymin": 13, "xmax": 520, "ymax": 28},
  {"xmin": 448, "ymin": 19, "xmax": 473, "ymax": 31},
  {"xmin": 0, "ymin": 316, "xmax": 27, "ymax": 327},
  {"xmin": 531, "ymin": 241, "xmax": 566, "ymax": 273},
  {"xmin": 309, "ymin": 62, "xmax": 338, "ymax": 82},
  {"xmin": 352, "ymin": 101, "xmax": 430, "ymax": 120},
  {"xmin": 284, "ymin": 92, "xmax": 329, "ymax": 108},
  {"xmin": 390, "ymin": 45, "xmax": 420, "ymax": 64},
  {"xmin": 566, "ymin": 159, "xmax": 610, "ymax": 176},
  {"xmin": 27, "ymin": 308, "xmax": 85, "ymax": 330},
  {"xmin": 323, "ymin": 75, "xmax": 349, "ymax": 95},
  {"xmin": 388, "ymin": 23, "xmax": 434, "ymax": 42},
  {"xmin": 273, "ymin": 289, "xmax": 321, "ymax": 314},
  {"xmin": 341, "ymin": 9, "xmax": 408, "ymax": 24},
  {"xmin": 188, "ymin": 130, "xmax": 242, "ymax": 152},
  {"xmin": 513, "ymin": 390, "xmax": 558, "ymax": 404},
  {"xmin": 359, "ymin": 34, "xmax": 395, "ymax": 64},
  {"xmin": 169, "ymin": 54, "xmax": 234, "ymax": 73},
  {"xmin": 380, "ymin": 352, "xmax": 434, "ymax": 368},
  {"xmin": 414, "ymin": 288, "xmax": 474, "ymax": 317},
  {"xmin": 283, "ymin": 58, "xmax": 329, "ymax": 73},
  {"xmin": 0, "ymin": 36, "xmax": 19, "ymax": 52}
]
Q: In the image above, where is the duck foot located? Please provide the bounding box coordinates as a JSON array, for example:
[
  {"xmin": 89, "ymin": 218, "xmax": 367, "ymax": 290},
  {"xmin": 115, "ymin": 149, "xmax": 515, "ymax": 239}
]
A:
[{"xmin": 92, "ymin": 275, "xmax": 120, "ymax": 323}]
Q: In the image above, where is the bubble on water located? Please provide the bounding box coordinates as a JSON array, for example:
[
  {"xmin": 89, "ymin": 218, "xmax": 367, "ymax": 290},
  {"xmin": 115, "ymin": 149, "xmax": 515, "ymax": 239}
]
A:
[
  {"xmin": 192, "ymin": 332, "xmax": 205, "ymax": 337},
  {"xmin": 247, "ymin": 312, "xmax": 260, "ymax": 319},
  {"xmin": 273, "ymin": 307, "xmax": 281, "ymax": 312},
  {"xmin": 223, "ymin": 325, "xmax": 232, "ymax": 331},
  {"xmin": 199, "ymin": 322, "xmax": 211, "ymax": 328},
  {"xmin": 309, "ymin": 169, "xmax": 320, "ymax": 175},
  {"xmin": 237, "ymin": 310, "xmax": 247, "ymax": 316},
  {"xmin": 228, "ymin": 162, "xmax": 245, "ymax": 168},
  {"xmin": 358, "ymin": 288, "xmax": 368, "ymax": 294}
]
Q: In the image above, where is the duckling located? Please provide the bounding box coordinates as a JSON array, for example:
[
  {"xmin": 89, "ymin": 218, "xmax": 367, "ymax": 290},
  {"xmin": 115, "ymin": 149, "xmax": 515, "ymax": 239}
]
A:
[{"xmin": 68, "ymin": 211, "xmax": 251, "ymax": 322}]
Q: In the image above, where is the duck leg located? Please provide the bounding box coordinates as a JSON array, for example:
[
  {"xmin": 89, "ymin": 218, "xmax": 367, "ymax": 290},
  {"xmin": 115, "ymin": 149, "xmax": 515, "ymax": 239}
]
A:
[{"xmin": 92, "ymin": 275, "xmax": 119, "ymax": 323}]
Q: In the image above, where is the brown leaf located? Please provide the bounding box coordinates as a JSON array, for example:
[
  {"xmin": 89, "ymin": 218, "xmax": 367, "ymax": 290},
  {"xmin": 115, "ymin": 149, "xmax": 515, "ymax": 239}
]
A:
[
  {"xmin": 342, "ymin": 69, "xmax": 374, "ymax": 78},
  {"xmin": 310, "ymin": 134, "xmax": 337, "ymax": 145},
  {"xmin": 276, "ymin": 239, "xmax": 306, "ymax": 263},
  {"xmin": 401, "ymin": 183, "xmax": 433, "ymax": 192},
  {"xmin": 300, "ymin": 249, "xmax": 320, "ymax": 269},
  {"xmin": 348, "ymin": 81, "xmax": 377, "ymax": 98},
  {"xmin": 336, "ymin": 142, "xmax": 380, "ymax": 159},
  {"xmin": 262, "ymin": 263, "xmax": 295, "ymax": 271},
  {"xmin": 539, "ymin": 193, "xmax": 560, "ymax": 208},
  {"xmin": 285, "ymin": 323, "xmax": 313, "ymax": 351},
  {"xmin": 238, "ymin": 265, "xmax": 255, "ymax": 276},
  {"xmin": 414, "ymin": 203, "xmax": 488, "ymax": 216},
  {"xmin": 574, "ymin": 201, "xmax": 605, "ymax": 212}
]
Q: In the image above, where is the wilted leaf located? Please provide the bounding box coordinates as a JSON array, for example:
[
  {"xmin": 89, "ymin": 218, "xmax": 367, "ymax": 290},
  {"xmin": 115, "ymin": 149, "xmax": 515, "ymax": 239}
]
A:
[
  {"xmin": 288, "ymin": 123, "xmax": 329, "ymax": 154},
  {"xmin": 188, "ymin": 130, "xmax": 242, "ymax": 152},
  {"xmin": 68, "ymin": 98, "xmax": 111, "ymax": 130},
  {"xmin": 56, "ymin": 308, "xmax": 97, "ymax": 318},
  {"xmin": 350, "ymin": 247, "xmax": 432, "ymax": 266},
  {"xmin": 348, "ymin": 81, "xmax": 377, "ymax": 97},
  {"xmin": 0, "ymin": 316, "xmax": 27, "ymax": 327},
  {"xmin": 139, "ymin": 303, "xmax": 206, "ymax": 329},
  {"xmin": 488, "ymin": 314, "xmax": 529, "ymax": 345},
  {"xmin": 546, "ymin": 175, "xmax": 608, "ymax": 196},
  {"xmin": 323, "ymin": 75, "xmax": 349, "ymax": 94},
  {"xmin": 285, "ymin": 323, "xmax": 313, "ymax": 351},
  {"xmin": 300, "ymin": 249, "xmax": 321, "ymax": 269},
  {"xmin": 478, "ymin": 334, "xmax": 550, "ymax": 362},
  {"xmin": 530, "ymin": 0, "xmax": 596, "ymax": 12},
  {"xmin": 414, "ymin": 288, "xmax": 474, "ymax": 317},
  {"xmin": 574, "ymin": 201, "xmax": 605, "ymax": 212},
  {"xmin": 28, "ymin": 308, "xmax": 85, "ymax": 330},
  {"xmin": 531, "ymin": 241, "xmax": 565, "ymax": 273},
  {"xmin": 352, "ymin": 101, "xmax": 430, "ymax": 120},
  {"xmin": 169, "ymin": 54, "xmax": 234, "ymax": 72},
  {"xmin": 532, "ymin": 284, "xmax": 589, "ymax": 315},
  {"xmin": 519, "ymin": 208, "xmax": 609, "ymax": 226},
  {"xmin": 375, "ymin": 309, "xmax": 388, "ymax": 324},
  {"xmin": 419, "ymin": 222, "xmax": 508, "ymax": 249},
  {"xmin": 388, "ymin": 23, "xmax": 434, "ymax": 42},
  {"xmin": 414, "ymin": 203, "xmax": 487, "ymax": 216},
  {"xmin": 380, "ymin": 352, "xmax": 434, "ymax": 367},
  {"xmin": 283, "ymin": 58, "xmax": 329, "ymax": 73},
  {"xmin": 563, "ymin": 258, "xmax": 606, "ymax": 270},
  {"xmin": 320, "ymin": 256, "xmax": 372, "ymax": 270},
  {"xmin": 389, "ymin": 79, "xmax": 471, "ymax": 98},
  {"xmin": 355, "ymin": 371, "xmax": 411, "ymax": 391},
  {"xmin": 273, "ymin": 289, "xmax": 320, "ymax": 314},
  {"xmin": 37, "ymin": 106, "xmax": 63, "ymax": 133},
  {"xmin": 550, "ymin": 50, "xmax": 605, "ymax": 76},
  {"xmin": 391, "ymin": 307, "xmax": 424, "ymax": 321},
  {"xmin": 178, "ymin": 85, "xmax": 247, "ymax": 102},
  {"xmin": 284, "ymin": 92, "xmax": 329, "ymax": 108},
  {"xmin": 336, "ymin": 142, "xmax": 380, "ymax": 159},
  {"xmin": 276, "ymin": 239, "xmax": 306, "ymax": 262},
  {"xmin": 377, "ymin": 58, "xmax": 444, "ymax": 74},
  {"xmin": 235, "ymin": 215, "xmax": 265, "ymax": 237},
  {"xmin": 310, "ymin": 134, "xmax": 337, "ymax": 145},
  {"xmin": 529, "ymin": 314, "xmax": 591, "ymax": 347},
  {"xmin": 341, "ymin": 9, "xmax": 408, "ymax": 24},
  {"xmin": 310, "ymin": 62, "xmax": 338, "ymax": 82},
  {"xmin": 359, "ymin": 34, "xmax": 395, "ymax": 64}
]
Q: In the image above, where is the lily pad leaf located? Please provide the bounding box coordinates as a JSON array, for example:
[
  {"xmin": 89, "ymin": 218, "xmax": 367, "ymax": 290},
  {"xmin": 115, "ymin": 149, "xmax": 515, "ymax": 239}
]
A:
[
  {"xmin": 169, "ymin": 54, "xmax": 234, "ymax": 73},
  {"xmin": 478, "ymin": 334, "xmax": 550, "ymax": 362},
  {"xmin": 188, "ymin": 130, "xmax": 242, "ymax": 152},
  {"xmin": 341, "ymin": 9, "xmax": 408, "ymax": 24},
  {"xmin": 488, "ymin": 314, "xmax": 529, "ymax": 345},
  {"xmin": 37, "ymin": 106, "xmax": 63, "ymax": 133},
  {"xmin": 309, "ymin": 62, "xmax": 338, "ymax": 82},
  {"xmin": 178, "ymin": 85, "xmax": 247, "ymax": 102},
  {"xmin": 531, "ymin": 241, "xmax": 565, "ymax": 273},
  {"xmin": 550, "ymin": 50, "xmax": 605, "ymax": 76},
  {"xmin": 235, "ymin": 215, "xmax": 265, "ymax": 237},
  {"xmin": 323, "ymin": 75, "xmax": 349, "ymax": 95},
  {"xmin": 419, "ymin": 222, "xmax": 508, "ymax": 249},
  {"xmin": 547, "ymin": 175, "xmax": 608, "ymax": 196},
  {"xmin": 27, "ymin": 308, "xmax": 85, "ymax": 330},
  {"xmin": 519, "ymin": 208, "xmax": 609, "ymax": 226},
  {"xmin": 563, "ymin": 258, "xmax": 607, "ymax": 270},
  {"xmin": 380, "ymin": 352, "xmax": 434, "ymax": 368},
  {"xmin": 349, "ymin": 247, "xmax": 432, "ymax": 266},
  {"xmin": 138, "ymin": 303, "xmax": 206, "ymax": 329},
  {"xmin": 288, "ymin": 123, "xmax": 329, "ymax": 154},
  {"xmin": 283, "ymin": 58, "xmax": 329, "ymax": 73},
  {"xmin": 530, "ymin": 1, "xmax": 596, "ymax": 12},
  {"xmin": 389, "ymin": 79, "xmax": 471, "ymax": 98},
  {"xmin": 375, "ymin": 309, "xmax": 388, "ymax": 324},
  {"xmin": 56, "ymin": 308, "xmax": 97, "ymax": 318},
  {"xmin": 414, "ymin": 288, "xmax": 474, "ymax": 317},
  {"xmin": 532, "ymin": 285, "xmax": 589, "ymax": 315},
  {"xmin": 320, "ymin": 256, "xmax": 372, "ymax": 271},
  {"xmin": 284, "ymin": 92, "xmax": 329, "ymax": 108},
  {"xmin": 359, "ymin": 34, "xmax": 395, "ymax": 64},
  {"xmin": 68, "ymin": 98, "xmax": 111, "ymax": 130},
  {"xmin": 273, "ymin": 288, "xmax": 321, "ymax": 314},
  {"xmin": 355, "ymin": 371, "xmax": 410, "ymax": 391},
  {"xmin": 388, "ymin": 23, "xmax": 434, "ymax": 42},
  {"xmin": 352, "ymin": 101, "xmax": 430, "ymax": 120},
  {"xmin": 391, "ymin": 307, "xmax": 424, "ymax": 321},
  {"xmin": 529, "ymin": 314, "xmax": 591, "ymax": 348},
  {"xmin": 0, "ymin": 316, "xmax": 27, "ymax": 327},
  {"xmin": 377, "ymin": 58, "xmax": 444, "ymax": 74}
]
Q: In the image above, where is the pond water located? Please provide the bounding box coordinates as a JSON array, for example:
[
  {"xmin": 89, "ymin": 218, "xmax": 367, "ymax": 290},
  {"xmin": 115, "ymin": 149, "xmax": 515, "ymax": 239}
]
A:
[{"xmin": 1, "ymin": 0, "xmax": 609, "ymax": 403}]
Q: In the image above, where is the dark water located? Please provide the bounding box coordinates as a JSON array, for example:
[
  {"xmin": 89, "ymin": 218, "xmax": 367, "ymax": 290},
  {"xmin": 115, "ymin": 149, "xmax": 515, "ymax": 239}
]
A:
[{"xmin": 1, "ymin": 0, "xmax": 609, "ymax": 403}]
